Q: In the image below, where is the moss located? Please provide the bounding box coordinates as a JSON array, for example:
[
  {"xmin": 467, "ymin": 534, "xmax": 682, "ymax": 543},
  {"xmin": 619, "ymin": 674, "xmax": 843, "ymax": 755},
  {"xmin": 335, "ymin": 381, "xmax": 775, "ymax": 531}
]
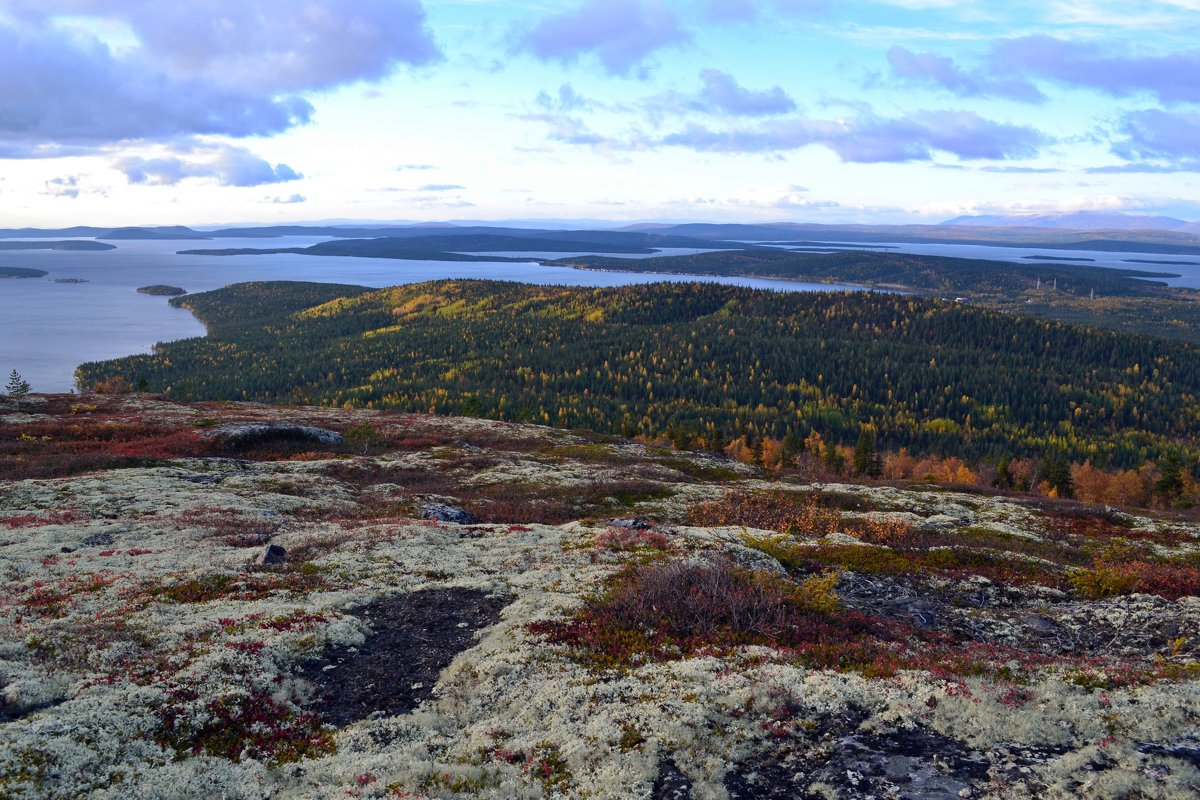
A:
[
  {"xmin": 415, "ymin": 769, "xmax": 501, "ymax": 793},
  {"xmin": 149, "ymin": 569, "xmax": 331, "ymax": 604},
  {"xmin": 617, "ymin": 722, "xmax": 646, "ymax": 752},
  {"xmin": 655, "ymin": 456, "xmax": 746, "ymax": 481},
  {"xmin": 0, "ymin": 747, "xmax": 55, "ymax": 794},
  {"xmin": 538, "ymin": 443, "xmax": 627, "ymax": 463}
]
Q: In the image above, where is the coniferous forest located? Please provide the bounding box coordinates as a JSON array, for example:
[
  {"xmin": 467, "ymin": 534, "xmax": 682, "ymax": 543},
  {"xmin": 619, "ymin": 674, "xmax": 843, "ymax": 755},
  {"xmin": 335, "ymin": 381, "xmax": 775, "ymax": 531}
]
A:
[{"xmin": 77, "ymin": 279, "xmax": 1200, "ymax": 475}]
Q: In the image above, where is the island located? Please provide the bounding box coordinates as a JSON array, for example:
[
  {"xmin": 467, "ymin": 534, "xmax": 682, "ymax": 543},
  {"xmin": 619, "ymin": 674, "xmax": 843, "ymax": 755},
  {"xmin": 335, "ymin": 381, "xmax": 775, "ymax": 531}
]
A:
[
  {"xmin": 0, "ymin": 267, "xmax": 49, "ymax": 278},
  {"xmin": 0, "ymin": 240, "xmax": 115, "ymax": 251},
  {"xmin": 51, "ymin": 278, "xmax": 89, "ymax": 284},
  {"xmin": 101, "ymin": 226, "xmax": 211, "ymax": 240},
  {"xmin": 1124, "ymin": 258, "xmax": 1200, "ymax": 266},
  {"xmin": 137, "ymin": 284, "xmax": 187, "ymax": 296}
]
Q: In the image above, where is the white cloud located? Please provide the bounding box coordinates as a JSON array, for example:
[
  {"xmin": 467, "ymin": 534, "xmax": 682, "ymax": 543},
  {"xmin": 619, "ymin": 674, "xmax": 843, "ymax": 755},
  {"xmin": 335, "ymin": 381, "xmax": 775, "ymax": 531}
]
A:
[{"xmin": 115, "ymin": 143, "xmax": 301, "ymax": 187}]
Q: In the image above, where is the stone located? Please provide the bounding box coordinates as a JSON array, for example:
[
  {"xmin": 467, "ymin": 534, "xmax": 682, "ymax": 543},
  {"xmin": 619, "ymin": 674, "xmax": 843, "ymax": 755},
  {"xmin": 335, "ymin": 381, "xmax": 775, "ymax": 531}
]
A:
[
  {"xmin": 1021, "ymin": 614, "xmax": 1058, "ymax": 635},
  {"xmin": 603, "ymin": 518, "xmax": 653, "ymax": 530},
  {"xmin": 419, "ymin": 502, "xmax": 480, "ymax": 525},
  {"xmin": 258, "ymin": 544, "xmax": 287, "ymax": 565},
  {"xmin": 205, "ymin": 422, "xmax": 343, "ymax": 450}
]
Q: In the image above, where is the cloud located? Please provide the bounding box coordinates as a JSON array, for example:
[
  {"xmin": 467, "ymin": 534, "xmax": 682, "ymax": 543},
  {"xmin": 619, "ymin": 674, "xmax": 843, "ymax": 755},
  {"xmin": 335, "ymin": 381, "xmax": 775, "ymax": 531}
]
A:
[
  {"xmin": 0, "ymin": 23, "xmax": 311, "ymax": 150},
  {"xmin": 0, "ymin": 1, "xmax": 437, "ymax": 155},
  {"xmin": 698, "ymin": 70, "xmax": 796, "ymax": 115},
  {"xmin": 270, "ymin": 193, "xmax": 307, "ymax": 204},
  {"xmin": 980, "ymin": 166, "xmax": 1063, "ymax": 173},
  {"xmin": 522, "ymin": 112, "xmax": 609, "ymax": 147},
  {"xmin": 658, "ymin": 110, "xmax": 1048, "ymax": 162},
  {"xmin": 418, "ymin": 184, "xmax": 465, "ymax": 191},
  {"xmin": 1087, "ymin": 161, "xmax": 1200, "ymax": 173},
  {"xmin": 10, "ymin": 1, "xmax": 439, "ymax": 94},
  {"xmin": 536, "ymin": 84, "xmax": 599, "ymax": 113},
  {"xmin": 887, "ymin": 46, "xmax": 1045, "ymax": 102},
  {"xmin": 991, "ymin": 36, "xmax": 1200, "ymax": 103},
  {"xmin": 394, "ymin": 163, "xmax": 436, "ymax": 171},
  {"xmin": 115, "ymin": 143, "xmax": 302, "ymax": 186},
  {"xmin": 44, "ymin": 176, "xmax": 81, "ymax": 198},
  {"xmin": 517, "ymin": 0, "xmax": 688, "ymax": 76},
  {"xmin": 703, "ymin": 0, "xmax": 830, "ymax": 22},
  {"xmin": 1112, "ymin": 109, "xmax": 1200, "ymax": 162}
]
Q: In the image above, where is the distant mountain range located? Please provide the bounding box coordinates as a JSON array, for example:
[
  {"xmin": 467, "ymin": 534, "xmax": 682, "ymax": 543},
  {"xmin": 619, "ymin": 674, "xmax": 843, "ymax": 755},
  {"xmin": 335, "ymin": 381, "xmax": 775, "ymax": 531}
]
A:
[
  {"xmin": 941, "ymin": 211, "xmax": 1200, "ymax": 233},
  {"xmin": 2, "ymin": 212, "xmax": 1199, "ymax": 253}
]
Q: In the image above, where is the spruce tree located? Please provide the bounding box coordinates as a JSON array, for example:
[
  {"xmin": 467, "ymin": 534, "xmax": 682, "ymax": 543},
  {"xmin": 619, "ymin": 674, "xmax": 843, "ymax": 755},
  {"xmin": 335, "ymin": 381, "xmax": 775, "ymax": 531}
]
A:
[{"xmin": 5, "ymin": 370, "xmax": 30, "ymax": 397}]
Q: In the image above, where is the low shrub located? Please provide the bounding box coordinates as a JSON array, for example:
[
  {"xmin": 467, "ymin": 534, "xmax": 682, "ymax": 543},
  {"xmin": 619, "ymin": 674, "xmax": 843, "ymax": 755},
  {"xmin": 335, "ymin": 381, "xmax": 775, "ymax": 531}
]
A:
[
  {"xmin": 528, "ymin": 557, "xmax": 862, "ymax": 668},
  {"xmin": 1071, "ymin": 560, "xmax": 1200, "ymax": 600},
  {"xmin": 687, "ymin": 491, "xmax": 841, "ymax": 537}
]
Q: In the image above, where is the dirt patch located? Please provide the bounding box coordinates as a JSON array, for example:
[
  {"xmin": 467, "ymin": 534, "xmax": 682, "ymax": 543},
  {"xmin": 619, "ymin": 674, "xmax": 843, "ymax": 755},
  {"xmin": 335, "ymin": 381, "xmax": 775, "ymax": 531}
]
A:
[
  {"xmin": 652, "ymin": 758, "xmax": 693, "ymax": 799},
  {"xmin": 300, "ymin": 587, "xmax": 509, "ymax": 726}
]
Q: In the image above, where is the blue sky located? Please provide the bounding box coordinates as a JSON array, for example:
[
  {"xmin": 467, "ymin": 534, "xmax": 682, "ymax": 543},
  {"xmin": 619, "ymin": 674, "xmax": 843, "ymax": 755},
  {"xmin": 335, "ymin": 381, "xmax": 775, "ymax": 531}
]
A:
[{"xmin": 2, "ymin": 0, "xmax": 1199, "ymax": 226}]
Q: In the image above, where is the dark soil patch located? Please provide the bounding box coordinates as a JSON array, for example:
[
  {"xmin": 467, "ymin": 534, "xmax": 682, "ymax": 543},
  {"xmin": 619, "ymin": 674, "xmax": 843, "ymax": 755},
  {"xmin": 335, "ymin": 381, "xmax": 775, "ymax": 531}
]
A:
[
  {"xmin": 300, "ymin": 587, "xmax": 509, "ymax": 726},
  {"xmin": 652, "ymin": 758, "xmax": 693, "ymax": 799}
]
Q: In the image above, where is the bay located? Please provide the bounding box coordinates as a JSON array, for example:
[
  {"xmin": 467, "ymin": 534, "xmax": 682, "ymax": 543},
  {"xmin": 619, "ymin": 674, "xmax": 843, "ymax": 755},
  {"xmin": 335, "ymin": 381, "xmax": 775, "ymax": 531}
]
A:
[{"xmin": 0, "ymin": 237, "xmax": 858, "ymax": 392}]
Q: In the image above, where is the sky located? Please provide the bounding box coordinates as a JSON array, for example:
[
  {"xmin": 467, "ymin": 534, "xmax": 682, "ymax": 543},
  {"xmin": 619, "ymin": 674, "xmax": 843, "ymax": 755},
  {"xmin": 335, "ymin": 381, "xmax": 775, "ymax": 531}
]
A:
[{"xmin": 2, "ymin": 0, "xmax": 1200, "ymax": 227}]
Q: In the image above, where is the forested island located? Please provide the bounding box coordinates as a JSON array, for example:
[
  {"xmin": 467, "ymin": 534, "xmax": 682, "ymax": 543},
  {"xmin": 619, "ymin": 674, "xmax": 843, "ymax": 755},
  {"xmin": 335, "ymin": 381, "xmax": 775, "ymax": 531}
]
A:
[
  {"xmin": 136, "ymin": 284, "xmax": 186, "ymax": 296},
  {"xmin": 0, "ymin": 267, "xmax": 48, "ymax": 278},
  {"xmin": 179, "ymin": 230, "xmax": 744, "ymax": 259},
  {"xmin": 0, "ymin": 240, "xmax": 115, "ymax": 251}
]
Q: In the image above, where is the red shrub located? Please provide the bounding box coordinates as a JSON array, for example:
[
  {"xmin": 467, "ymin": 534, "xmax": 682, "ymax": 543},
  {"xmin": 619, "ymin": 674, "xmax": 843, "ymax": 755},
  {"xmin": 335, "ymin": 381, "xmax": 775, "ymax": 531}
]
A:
[
  {"xmin": 593, "ymin": 528, "xmax": 671, "ymax": 551},
  {"xmin": 528, "ymin": 558, "xmax": 871, "ymax": 668},
  {"xmin": 687, "ymin": 492, "xmax": 841, "ymax": 537}
]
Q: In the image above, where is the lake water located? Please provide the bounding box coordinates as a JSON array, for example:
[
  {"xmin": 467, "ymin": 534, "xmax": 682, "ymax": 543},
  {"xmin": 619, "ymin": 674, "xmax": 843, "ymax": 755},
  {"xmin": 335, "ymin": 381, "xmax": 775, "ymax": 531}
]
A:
[{"xmin": 0, "ymin": 237, "xmax": 860, "ymax": 392}]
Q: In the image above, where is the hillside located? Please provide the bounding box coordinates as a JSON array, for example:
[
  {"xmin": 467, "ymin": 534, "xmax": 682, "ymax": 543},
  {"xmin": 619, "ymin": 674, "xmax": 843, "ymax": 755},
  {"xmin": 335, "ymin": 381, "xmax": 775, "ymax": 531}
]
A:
[
  {"xmin": 548, "ymin": 249, "xmax": 1200, "ymax": 346},
  {"xmin": 78, "ymin": 280, "xmax": 1200, "ymax": 471},
  {"xmin": 1, "ymin": 393, "xmax": 1197, "ymax": 799}
]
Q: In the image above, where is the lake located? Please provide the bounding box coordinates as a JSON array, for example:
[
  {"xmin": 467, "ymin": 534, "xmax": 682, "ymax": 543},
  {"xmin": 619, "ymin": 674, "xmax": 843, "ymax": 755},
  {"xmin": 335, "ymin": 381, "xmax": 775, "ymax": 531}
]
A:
[{"xmin": 0, "ymin": 238, "xmax": 860, "ymax": 392}]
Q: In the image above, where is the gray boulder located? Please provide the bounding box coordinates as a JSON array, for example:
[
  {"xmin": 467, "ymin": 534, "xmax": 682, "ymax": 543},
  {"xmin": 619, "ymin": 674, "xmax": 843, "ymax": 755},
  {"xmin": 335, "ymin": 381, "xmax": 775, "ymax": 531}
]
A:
[
  {"xmin": 419, "ymin": 502, "xmax": 480, "ymax": 525},
  {"xmin": 258, "ymin": 544, "xmax": 288, "ymax": 565},
  {"xmin": 205, "ymin": 423, "xmax": 343, "ymax": 450}
]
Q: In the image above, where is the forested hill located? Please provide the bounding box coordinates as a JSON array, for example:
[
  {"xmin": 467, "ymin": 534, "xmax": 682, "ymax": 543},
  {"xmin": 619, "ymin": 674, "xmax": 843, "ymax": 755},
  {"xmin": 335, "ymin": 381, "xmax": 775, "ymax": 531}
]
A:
[
  {"xmin": 78, "ymin": 279, "xmax": 1200, "ymax": 468},
  {"xmin": 552, "ymin": 248, "xmax": 1176, "ymax": 297}
]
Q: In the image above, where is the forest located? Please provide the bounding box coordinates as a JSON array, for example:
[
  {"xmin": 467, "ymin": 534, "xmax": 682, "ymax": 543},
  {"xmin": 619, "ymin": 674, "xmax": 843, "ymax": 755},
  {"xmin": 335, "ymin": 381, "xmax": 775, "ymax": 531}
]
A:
[
  {"xmin": 77, "ymin": 279, "xmax": 1200, "ymax": 484},
  {"xmin": 551, "ymin": 249, "xmax": 1176, "ymax": 297}
]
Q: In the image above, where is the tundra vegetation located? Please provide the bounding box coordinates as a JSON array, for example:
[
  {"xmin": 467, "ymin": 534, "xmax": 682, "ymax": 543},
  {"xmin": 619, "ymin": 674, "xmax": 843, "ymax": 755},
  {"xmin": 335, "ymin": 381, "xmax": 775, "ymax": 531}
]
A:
[{"xmin": 0, "ymin": 394, "xmax": 1197, "ymax": 798}]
